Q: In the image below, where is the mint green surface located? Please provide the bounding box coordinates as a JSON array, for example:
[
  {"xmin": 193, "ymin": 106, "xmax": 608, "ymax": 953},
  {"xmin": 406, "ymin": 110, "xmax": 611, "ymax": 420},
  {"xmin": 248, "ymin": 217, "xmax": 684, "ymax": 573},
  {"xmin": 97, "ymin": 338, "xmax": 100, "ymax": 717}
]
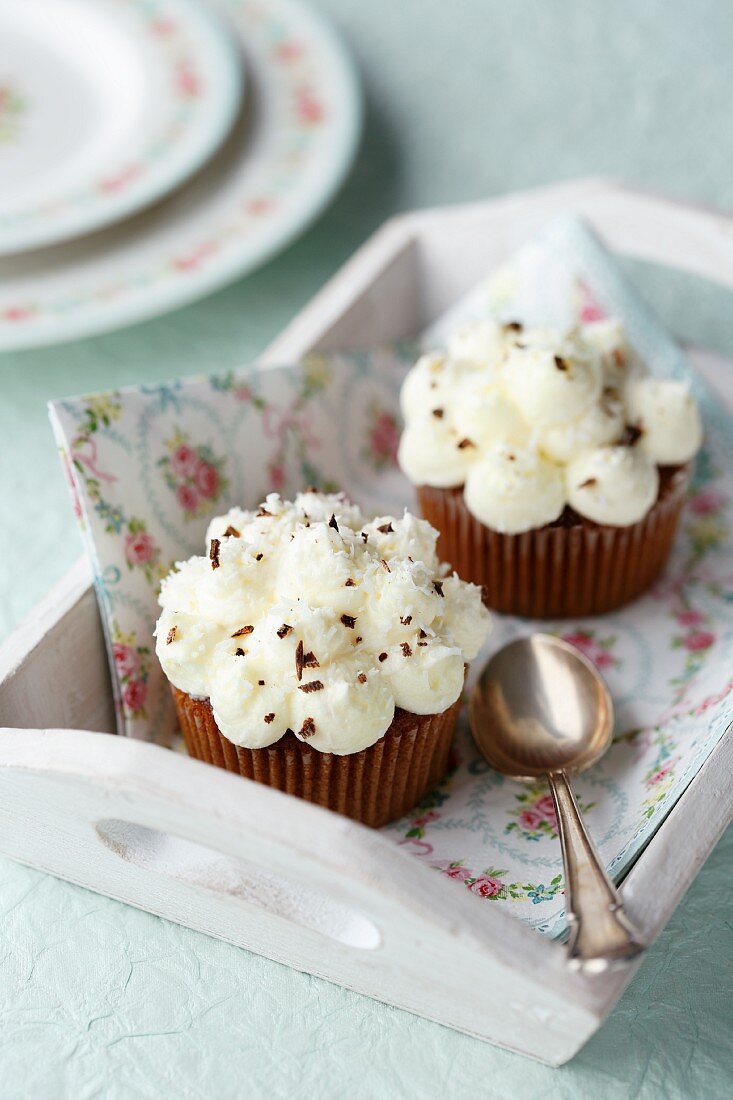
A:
[{"xmin": 1, "ymin": 1, "xmax": 733, "ymax": 1095}]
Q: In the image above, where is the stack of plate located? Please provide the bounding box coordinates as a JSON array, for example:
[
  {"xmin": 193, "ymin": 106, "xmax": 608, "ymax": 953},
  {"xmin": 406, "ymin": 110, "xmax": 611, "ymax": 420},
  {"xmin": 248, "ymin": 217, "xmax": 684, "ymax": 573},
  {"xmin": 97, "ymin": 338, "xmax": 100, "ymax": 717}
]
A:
[{"xmin": 0, "ymin": 0, "xmax": 360, "ymax": 349}]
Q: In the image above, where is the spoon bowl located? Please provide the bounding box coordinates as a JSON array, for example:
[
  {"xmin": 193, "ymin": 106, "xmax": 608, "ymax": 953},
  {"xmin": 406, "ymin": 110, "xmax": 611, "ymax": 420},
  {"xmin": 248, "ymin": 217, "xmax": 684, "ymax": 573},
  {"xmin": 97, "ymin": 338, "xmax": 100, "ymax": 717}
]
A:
[{"xmin": 469, "ymin": 634, "xmax": 614, "ymax": 779}]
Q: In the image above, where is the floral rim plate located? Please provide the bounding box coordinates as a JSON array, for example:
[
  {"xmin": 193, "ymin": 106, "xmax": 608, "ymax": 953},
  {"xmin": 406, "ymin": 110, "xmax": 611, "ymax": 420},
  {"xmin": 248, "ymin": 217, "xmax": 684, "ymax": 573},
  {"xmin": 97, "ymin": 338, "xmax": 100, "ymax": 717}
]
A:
[
  {"xmin": 0, "ymin": 0, "xmax": 360, "ymax": 348},
  {"xmin": 0, "ymin": 0, "xmax": 243, "ymax": 255}
]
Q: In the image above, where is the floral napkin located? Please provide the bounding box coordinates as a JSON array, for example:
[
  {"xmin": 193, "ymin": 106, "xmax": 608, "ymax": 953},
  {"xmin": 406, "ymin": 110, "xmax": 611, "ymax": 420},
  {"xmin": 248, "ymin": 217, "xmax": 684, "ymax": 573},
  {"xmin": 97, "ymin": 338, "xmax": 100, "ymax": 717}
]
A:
[{"xmin": 50, "ymin": 217, "xmax": 733, "ymax": 935}]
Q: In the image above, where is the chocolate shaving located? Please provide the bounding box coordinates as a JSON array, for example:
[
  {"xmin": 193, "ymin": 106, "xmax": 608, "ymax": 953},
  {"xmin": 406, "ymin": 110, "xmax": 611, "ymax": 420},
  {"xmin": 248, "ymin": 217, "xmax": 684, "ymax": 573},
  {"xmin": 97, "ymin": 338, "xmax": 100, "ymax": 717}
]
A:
[
  {"xmin": 209, "ymin": 538, "xmax": 220, "ymax": 569},
  {"xmin": 434, "ymin": 580, "xmax": 444, "ymax": 597},
  {"xmin": 431, "ymin": 408, "xmax": 444, "ymax": 419},
  {"xmin": 299, "ymin": 717, "xmax": 316, "ymax": 739},
  {"xmin": 166, "ymin": 626, "xmax": 178, "ymax": 644},
  {"xmin": 264, "ymin": 713, "xmax": 275, "ymax": 724},
  {"xmin": 223, "ymin": 525, "xmax": 240, "ymax": 538},
  {"xmin": 257, "ymin": 507, "xmax": 272, "ymax": 517},
  {"xmin": 401, "ymin": 642, "xmax": 412, "ymax": 657},
  {"xmin": 295, "ymin": 639, "xmax": 304, "ymax": 681},
  {"xmin": 554, "ymin": 355, "xmax": 568, "ymax": 372},
  {"xmin": 255, "ymin": 553, "xmax": 264, "ymax": 561},
  {"xmin": 355, "ymin": 636, "xmax": 363, "ymax": 644},
  {"xmin": 258, "ymin": 680, "xmax": 265, "ymax": 686},
  {"xmin": 303, "ymin": 651, "xmax": 319, "ymax": 668},
  {"xmin": 361, "ymin": 532, "xmax": 368, "ymax": 543},
  {"xmin": 457, "ymin": 438, "xmax": 475, "ymax": 450},
  {"xmin": 277, "ymin": 624, "xmax": 293, "ymax": 638},
  {"xmin": 380, "ymin": 559, "xmax": 391, "ymax": 573},
  {"xmin": 235, "ymin": 648, "xmax": 246, "ymax": 657},
  {"xmin": 620, "ymin": 423, "xmax": 643, "ymax": 446},
  {"xmin": 400, "ymin": 615, "xmax": 412, "ymax": 626},
  {"xmin": 417, "ymin": 641, "xmax": 428, "ymax": 647},
  {"xmin": 377, "ymin": 522, "xmax": 394, "ymax": 534},
  {"xmin": 345, "ymin": 578, "xmax": 355, "ymax": 586},
  {"xmin": 579, "ymin": 477, "xmax": 598, "ymax": 489},
  {"xmin": 328, "ymin": 514, "xmax": 339, "ymax": 532},
  {"xmin": 378, "ymin": 652, "xmax": 388, "ymax": 662},
  {"xmin": 340, "ymin": 614, "xmax": 356, "ymax": 629},
  {"xmin": 231, "ymin": 625, "xmax": 254, "ymax": 638},
  {"xmin": 357, "ymin": 672, "xmax": 367, "ymax": 684},
  {"xmin": 504, "ymin": 320, "xmax": 523, "ymax": 332},
  {"xmin": 418, "ymin": 628, "xmax": 428, "ymax": 639},
  {"xmin": 298, "ymin": 680, "xmax": 324, "ymax": 693}
]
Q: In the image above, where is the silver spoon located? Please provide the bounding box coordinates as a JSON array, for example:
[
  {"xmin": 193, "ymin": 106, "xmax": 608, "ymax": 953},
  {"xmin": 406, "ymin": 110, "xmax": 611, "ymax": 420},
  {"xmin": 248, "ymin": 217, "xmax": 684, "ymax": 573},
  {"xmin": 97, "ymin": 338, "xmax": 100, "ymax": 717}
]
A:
[{"xmin": 469, "ymin": 633, "xmax": 645, "ymax": 972}]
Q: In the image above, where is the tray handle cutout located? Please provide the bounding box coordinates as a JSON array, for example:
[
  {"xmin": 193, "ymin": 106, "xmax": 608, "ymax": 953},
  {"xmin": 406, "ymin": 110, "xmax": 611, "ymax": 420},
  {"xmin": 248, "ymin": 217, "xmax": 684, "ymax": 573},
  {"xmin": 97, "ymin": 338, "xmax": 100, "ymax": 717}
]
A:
[{"xmin": 95, "ymin": 817, "xmax": 381, "ymax": 950}]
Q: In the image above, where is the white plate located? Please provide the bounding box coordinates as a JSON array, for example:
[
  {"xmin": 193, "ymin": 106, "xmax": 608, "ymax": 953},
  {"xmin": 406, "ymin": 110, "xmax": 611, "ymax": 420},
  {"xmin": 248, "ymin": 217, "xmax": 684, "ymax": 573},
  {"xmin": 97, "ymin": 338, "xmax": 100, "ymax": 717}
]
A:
[
  {"xmin": 0, "ymin": 0, "xmax": 360, "ymax": 349},
  {"xmin": 0, "ymin": 0, "xmax": 243, "ymax": 255}
]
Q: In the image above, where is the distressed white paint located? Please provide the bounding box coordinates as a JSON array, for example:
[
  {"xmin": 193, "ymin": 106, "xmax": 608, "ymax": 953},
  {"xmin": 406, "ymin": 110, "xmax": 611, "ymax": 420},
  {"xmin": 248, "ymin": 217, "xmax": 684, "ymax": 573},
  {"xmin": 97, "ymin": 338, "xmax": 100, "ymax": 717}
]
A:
[{"xmin": 1, "ymin": 180, "xmax": 732, "ymax": 1066}]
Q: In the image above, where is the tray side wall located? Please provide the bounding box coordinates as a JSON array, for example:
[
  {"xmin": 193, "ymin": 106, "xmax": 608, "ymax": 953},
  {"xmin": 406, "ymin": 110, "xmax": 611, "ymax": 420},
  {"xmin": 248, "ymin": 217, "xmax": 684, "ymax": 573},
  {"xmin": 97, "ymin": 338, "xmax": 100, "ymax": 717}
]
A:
[{"xmin": 0, "ymin": 557, "xmax": 115, "ymax": 734}]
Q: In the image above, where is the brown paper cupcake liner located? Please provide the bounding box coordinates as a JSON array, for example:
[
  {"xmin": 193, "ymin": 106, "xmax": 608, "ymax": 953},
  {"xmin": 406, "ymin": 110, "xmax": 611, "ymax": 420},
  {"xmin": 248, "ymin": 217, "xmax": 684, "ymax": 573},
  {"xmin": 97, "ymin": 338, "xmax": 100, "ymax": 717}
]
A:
[
  {"xmin": 418, "ymin": 464, "xmax": 691, "ymax": 618},
  {"xmin": 172, "ymin": 686, "xmax": 461, "ymax": 828}
]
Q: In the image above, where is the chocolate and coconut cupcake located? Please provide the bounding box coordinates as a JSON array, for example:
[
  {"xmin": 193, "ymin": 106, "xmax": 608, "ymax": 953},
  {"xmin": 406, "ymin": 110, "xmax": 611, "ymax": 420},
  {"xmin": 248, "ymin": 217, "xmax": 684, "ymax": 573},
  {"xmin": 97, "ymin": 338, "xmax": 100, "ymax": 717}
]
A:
[
  {"xmin": 398, "ymin": 319, "xmax": 702, "ymax": 617},
  {"xmin": 155, "ymin": 491, "xmax": 491, "ymax": 826}
]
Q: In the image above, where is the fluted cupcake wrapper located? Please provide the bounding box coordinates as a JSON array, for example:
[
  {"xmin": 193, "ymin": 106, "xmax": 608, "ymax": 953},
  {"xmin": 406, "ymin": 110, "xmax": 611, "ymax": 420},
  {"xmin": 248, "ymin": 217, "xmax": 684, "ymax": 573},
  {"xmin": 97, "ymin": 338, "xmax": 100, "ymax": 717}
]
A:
[
  {"xmin": 172, "ymin": 686, "xmax": 460, "ymax": 828},
  {"xmin": 418, "ymin": 465, "xmax": 691, "ymax": 619}
]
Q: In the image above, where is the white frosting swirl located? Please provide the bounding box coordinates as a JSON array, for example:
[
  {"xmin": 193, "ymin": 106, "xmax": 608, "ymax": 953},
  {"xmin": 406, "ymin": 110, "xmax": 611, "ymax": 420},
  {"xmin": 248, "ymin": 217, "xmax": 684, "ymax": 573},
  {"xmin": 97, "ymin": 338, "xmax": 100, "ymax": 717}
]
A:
[
  {"xmin": 582, "ymin": 318, "xmax": 637, "ymax": 388},
  {"xmin": 447, "ymin": 318, "xmax": 508, "ymax": 365},
  {"xmin": 624, "ymin": 378, "xmax": 703, "ymax": 464},
  {"xmin": 501, "ymin": 331, "xmax": 601, "ymax": 429},
  {"xmin": 565, "ymin": 446, "xmax": 660, "ymax": 526},
  {"xmin": 464, "ymin": 444, "xmax": 566, "ymax": 534},
  {"xmin": 539, "ymin": 388, "xmax": 624, "ymax": 464},
  {"xmin": 155, "ymin": 493, "xmax": 491, "ymax": 754},
  {"xmin": 398, "ymin": 415, "xmax": 479, "ymax": 489},
  {"xmin": 399, "ymin": 318, "xmax": 702, "ymax": 530}
]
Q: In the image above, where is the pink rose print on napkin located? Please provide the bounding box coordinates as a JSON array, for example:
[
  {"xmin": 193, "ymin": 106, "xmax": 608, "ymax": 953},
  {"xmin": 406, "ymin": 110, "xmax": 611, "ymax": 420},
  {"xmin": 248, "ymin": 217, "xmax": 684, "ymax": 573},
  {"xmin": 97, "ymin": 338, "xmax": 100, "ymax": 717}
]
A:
[
  {"xmin": 518, "ymin": 809, "xmax": 544, "ymax": 832},
  {"xmin": 468, "ymin": 876, "xmax": 503, "ymax": 899},
  {"xmin": 113, "ymin": 643, "xmax": 139, "ymax": 680},
  {"xmin": 170, "ymin": 443, "xmax": 199, "ymax": 479},
  {"xmin": 507, "ymin": 781, "xmax": 592, "ymax": 842},
  {"xmin": 159, "ymin": 429, "xmax": 228, "ymax": 521},
  {"xmin": 195, "ymin": 462, "xmax": 220, "ymax": 499},
  {"xmin": 125, "ymin": 529, "xmax": 157, "ymax": 567},
  {"xmin": 122, "ymin": 679, "xmax": 147, "ymax": 714},
  {"xmin": 577, "ymin": 280, "xmax": 607, "ymax": 323},
  {"xmin": 364, "ymin": 403, "xmax": 399, "ymax": 471},
  {"xmin": 435, "ymin": 861, "xmax": 473, "ymax": 883},
  {"xmin": 113, "ymin": 629, "xmax": 151, "ymax": 720},
  {"xmin": 562, "ymin": 629, "xmax": 619, "ymax": 671}
]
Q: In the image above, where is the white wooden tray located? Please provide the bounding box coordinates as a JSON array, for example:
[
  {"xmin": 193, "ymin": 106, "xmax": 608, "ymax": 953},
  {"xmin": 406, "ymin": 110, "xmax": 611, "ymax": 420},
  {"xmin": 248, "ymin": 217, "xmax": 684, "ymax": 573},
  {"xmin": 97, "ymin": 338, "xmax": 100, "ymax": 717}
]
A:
[{"xmin": 2, "ymin": 179, "xmax": 733, "ymax": 1067}]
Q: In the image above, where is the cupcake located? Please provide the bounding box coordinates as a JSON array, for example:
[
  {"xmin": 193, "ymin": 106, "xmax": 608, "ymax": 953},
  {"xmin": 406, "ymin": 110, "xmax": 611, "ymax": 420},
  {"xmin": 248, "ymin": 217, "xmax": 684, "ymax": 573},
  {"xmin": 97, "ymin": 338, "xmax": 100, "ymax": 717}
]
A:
[
  {"xmin": 398, "ymin": 319, "xmax": 703, "ymax": 617},
  {"xmin": 155, "ymin": 491, "xmax": 491, "ymax": 826}
]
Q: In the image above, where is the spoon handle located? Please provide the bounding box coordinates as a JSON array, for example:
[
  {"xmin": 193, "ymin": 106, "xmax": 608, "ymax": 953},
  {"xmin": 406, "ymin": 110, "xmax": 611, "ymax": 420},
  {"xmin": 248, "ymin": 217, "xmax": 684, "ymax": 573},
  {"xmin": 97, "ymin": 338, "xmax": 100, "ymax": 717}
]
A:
[{"xmin": 548, "ymin": 771, "xmax": 645, "ymax": 972}]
